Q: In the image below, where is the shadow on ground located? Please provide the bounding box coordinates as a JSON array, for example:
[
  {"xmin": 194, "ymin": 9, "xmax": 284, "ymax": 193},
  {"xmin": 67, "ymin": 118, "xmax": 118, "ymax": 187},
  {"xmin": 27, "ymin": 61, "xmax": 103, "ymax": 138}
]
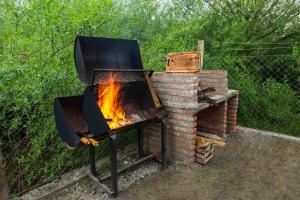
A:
[{"xmin": 46, "ymin": 129, "xmax": 300, "ymax": 200}]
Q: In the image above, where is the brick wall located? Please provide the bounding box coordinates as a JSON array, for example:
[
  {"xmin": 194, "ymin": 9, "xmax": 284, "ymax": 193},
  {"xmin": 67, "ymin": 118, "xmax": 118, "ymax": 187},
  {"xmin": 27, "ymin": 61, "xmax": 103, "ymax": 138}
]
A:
[{"xmin": 197, "ymin": 101, "xmax": 227, "ymax": 137}]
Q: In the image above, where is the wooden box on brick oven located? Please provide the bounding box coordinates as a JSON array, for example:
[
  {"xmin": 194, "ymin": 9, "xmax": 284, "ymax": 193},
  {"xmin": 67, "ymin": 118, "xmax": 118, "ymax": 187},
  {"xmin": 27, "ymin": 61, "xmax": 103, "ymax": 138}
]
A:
[{"xmin": 166, "ymin": 51, "xmax": 200, "ymax": 72}]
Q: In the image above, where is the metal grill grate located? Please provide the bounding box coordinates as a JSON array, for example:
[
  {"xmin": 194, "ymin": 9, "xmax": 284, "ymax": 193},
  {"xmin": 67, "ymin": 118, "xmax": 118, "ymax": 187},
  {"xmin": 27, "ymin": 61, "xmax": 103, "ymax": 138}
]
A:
[
  {"xmin": 93, "ymin": 71, "xmax": 145, "ymax": 85},
  {"xmin": 92, "ymin": 69, "xmax": 153, "ymax": 85}
]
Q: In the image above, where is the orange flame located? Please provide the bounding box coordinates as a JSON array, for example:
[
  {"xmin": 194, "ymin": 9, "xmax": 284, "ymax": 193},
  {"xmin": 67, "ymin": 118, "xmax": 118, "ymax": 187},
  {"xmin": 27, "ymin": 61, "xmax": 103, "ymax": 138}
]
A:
[{"xmin": 97, "ymin": 73, "xmax": 131, "ymax": 129}]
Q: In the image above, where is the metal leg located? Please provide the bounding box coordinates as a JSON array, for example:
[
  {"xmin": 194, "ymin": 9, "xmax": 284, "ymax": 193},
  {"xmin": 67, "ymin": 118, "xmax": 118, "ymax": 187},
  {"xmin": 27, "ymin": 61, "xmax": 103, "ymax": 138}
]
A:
[
  {"xmin": 109, "ymin": 135, "xmax": 118, "ymax": 197},
  {"xmin": 160, "ymin": 120, "xmax": 167, "ymax": 168},
  {"xmin": 138, "ymin": 127, "xmax": 144, "ymax": 158},
  {"xmin": 89, "ymin": 145, "xmax": 97, "ymax": 176}
]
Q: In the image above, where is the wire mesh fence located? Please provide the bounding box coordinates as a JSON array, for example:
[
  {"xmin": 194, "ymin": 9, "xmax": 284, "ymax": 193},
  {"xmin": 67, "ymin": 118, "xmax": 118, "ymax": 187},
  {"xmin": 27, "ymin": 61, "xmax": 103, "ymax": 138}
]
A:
[{"xmin": 204, "ymin": 53, "xmax": 299, "ymax": 136}]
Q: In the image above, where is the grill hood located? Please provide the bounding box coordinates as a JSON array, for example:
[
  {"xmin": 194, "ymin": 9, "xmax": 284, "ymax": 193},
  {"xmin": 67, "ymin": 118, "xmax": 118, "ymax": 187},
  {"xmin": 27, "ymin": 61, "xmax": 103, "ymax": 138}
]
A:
[{"xmin": 74, "ymin": 36, "xmax": 144, "ymax": 85}]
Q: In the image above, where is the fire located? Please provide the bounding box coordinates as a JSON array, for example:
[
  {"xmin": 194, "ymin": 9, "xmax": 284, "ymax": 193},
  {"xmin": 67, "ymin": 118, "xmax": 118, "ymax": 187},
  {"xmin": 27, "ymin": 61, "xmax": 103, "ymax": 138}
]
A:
[{"xmin": 97, "ymin": 73, "xmax": 131, "ymax": 129}]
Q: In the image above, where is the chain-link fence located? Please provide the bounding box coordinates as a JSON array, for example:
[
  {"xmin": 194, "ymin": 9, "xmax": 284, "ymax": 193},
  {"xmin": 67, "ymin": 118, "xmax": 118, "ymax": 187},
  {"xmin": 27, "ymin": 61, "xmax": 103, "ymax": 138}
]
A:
[{"xmin": 205, "ymin": 52, "xmax": 299, "ymax": 136}]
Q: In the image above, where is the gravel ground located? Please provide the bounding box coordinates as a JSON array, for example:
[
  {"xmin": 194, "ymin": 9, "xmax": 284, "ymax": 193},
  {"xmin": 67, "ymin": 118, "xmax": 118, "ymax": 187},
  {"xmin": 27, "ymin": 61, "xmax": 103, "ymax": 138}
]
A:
[
  {"xmin": 44, "ymin": 128, "xmax": 300, "ymax": 200},
  {"xmin": 43, "ymin": 161, "xmax": 160, "ymax": 200}
]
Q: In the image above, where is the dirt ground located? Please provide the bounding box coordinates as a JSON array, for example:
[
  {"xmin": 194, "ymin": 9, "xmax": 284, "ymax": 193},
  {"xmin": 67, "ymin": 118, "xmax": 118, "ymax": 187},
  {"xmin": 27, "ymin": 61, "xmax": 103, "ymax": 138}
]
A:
[{"xmin": 45, "ymin": 128, "xmax": 300, "ymax": 200}]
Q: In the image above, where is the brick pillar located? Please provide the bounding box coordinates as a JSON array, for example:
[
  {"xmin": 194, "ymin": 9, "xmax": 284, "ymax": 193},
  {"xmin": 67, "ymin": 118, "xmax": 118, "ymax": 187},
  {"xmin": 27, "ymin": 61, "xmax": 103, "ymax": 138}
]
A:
[
  {"xmin": 226, "ymin": 94, "xmax": 239, "ymax": 132},
  {"xmin": 197, "ymin": 101, "xmax": 227, "ymax": 137},
  {"xmin": 144, "ymin": 72, "xmax": 198, "ymax": 163}
]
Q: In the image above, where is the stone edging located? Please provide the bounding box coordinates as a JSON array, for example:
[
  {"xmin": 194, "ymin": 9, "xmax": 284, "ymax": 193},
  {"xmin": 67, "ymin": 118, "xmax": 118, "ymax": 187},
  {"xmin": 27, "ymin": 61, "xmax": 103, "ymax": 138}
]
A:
[{"xmin": 237, "ymin": 126, "xmax": 300, "ymax": 142}]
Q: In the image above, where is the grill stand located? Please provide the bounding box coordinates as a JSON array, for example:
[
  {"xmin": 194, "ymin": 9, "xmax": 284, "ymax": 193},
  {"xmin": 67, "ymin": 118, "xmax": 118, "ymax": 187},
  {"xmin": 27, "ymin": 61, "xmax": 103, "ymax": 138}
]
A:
[
  {"xmin": 88, "ymin": 119, "xmax": 166, "ymax": 197},
  {"xmin": 138, "ymin": 127, "xmax": 144, "ymax": 158}
]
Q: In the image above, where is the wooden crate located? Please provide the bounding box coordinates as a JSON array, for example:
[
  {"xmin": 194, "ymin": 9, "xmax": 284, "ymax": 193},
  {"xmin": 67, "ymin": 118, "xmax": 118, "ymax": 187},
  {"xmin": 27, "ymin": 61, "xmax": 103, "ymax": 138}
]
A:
[
  {"xmin": 166, "ymin": 51, "xmax": 200, "ymax": 72},
  {"xmin": 195, "ymin": 143, "xmax": 214, "ymax": 165}
]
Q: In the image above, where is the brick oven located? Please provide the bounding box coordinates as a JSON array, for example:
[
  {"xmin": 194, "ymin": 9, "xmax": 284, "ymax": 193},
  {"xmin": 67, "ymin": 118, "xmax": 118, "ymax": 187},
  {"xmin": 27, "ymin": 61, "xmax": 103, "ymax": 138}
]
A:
[{"xmin": 144, "ymin": 70, "xmax": 239, "ymax": 164}]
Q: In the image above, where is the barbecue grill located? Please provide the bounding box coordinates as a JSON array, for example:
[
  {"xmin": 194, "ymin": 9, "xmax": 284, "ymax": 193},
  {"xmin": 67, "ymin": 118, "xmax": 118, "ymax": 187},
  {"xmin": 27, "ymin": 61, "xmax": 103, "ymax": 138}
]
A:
[{"xmin": 54, "ymin": 36, "xmax": 167, "ymax": 197}]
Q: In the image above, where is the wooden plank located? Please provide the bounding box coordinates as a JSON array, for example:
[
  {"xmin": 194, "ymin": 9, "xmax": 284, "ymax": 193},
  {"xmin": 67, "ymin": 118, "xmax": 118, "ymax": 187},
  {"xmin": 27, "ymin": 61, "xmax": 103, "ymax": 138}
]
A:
[
  {"xmin": 196, "ymin": 150, "xmax": 213, "ymax": 159},
  {"xmin": 144, "ymin": 72, "xmax": 161, "ymax": 108},
  {"xmin": 195, "ymin": 153, "xmax": 213, "ymax": 165},
  {"xmin": 166, "ymin": 51, "xmax": 200, "ymax": 72}
]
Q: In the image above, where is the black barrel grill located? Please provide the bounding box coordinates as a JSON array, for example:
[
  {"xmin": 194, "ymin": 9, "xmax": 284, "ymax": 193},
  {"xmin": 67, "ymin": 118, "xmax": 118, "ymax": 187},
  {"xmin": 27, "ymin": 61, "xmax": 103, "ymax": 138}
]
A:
[{"xmin": 54, "ymin": 36, "xmax": 167, "ymax": 197}]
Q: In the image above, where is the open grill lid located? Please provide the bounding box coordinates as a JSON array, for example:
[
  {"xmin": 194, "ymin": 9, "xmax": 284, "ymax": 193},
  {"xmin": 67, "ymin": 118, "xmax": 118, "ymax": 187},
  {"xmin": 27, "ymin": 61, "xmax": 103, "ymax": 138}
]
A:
[{"xmin": 74, "ymin": 36, "xmax": 144, "ymax": 85}]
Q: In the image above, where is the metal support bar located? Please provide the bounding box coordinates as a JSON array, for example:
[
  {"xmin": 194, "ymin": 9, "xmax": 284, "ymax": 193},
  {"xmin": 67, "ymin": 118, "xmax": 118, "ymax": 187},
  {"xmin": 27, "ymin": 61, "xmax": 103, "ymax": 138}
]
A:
[
  {"xmin": 161, "ymin": 120, "xmax": 167, "ymax": 168},
  {"xmin": 109, "ymin": 135, "xmax": 118, "ymax": 197},
  {"xmin": 100, "ymin": 154, "xmax": 155, "ymax": 181},
  {"xmin": 138, "ymin": 127, "xmax": 144, "ymax": 158},
  {"xmin": 87, "ymin": 121, "xmax": 163, "ymax": 198},
  {"xmin": 89, "ymin": 145, "xmax": 97, "ymax": 176},
  {"xmin": 88, "ymin": 173, "xmax": 114, "ymax": 196}
]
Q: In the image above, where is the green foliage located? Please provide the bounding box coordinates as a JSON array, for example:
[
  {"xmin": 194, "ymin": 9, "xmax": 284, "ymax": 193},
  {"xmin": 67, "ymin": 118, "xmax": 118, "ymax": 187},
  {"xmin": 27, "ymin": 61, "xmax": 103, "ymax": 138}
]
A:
[{"xmin": 0, "ymin": 0, "xmax": 299, "ymax": 195}]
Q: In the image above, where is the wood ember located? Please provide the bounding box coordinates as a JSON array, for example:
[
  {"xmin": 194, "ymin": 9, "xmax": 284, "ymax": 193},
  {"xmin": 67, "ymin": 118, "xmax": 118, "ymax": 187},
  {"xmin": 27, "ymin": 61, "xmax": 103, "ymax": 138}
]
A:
[
  {"xmin": 128, "ymin": 114, "xmax": 143, "ymax": 123},
  {"xmin": 119, "ymin": 120, "xmax": 132, "ymax": 127}
]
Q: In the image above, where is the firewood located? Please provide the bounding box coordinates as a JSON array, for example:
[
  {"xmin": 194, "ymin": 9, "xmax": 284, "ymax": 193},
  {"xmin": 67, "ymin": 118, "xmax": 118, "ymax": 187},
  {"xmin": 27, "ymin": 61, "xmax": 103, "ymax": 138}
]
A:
[
  {"xmin": 197, "ymin": 131, "xmax": 225, "ymax": 141},
  {"xmin": 196, "ymin": 135, "xmax": 226, "ymax": 147}
]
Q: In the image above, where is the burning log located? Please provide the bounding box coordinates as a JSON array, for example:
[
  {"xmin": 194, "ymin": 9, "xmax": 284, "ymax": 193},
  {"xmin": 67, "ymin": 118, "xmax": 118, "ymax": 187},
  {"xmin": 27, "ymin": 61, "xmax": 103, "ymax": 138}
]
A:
[{"xmin": 97, "ymin": 74, "xmax": 132, "ymax": 129}]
